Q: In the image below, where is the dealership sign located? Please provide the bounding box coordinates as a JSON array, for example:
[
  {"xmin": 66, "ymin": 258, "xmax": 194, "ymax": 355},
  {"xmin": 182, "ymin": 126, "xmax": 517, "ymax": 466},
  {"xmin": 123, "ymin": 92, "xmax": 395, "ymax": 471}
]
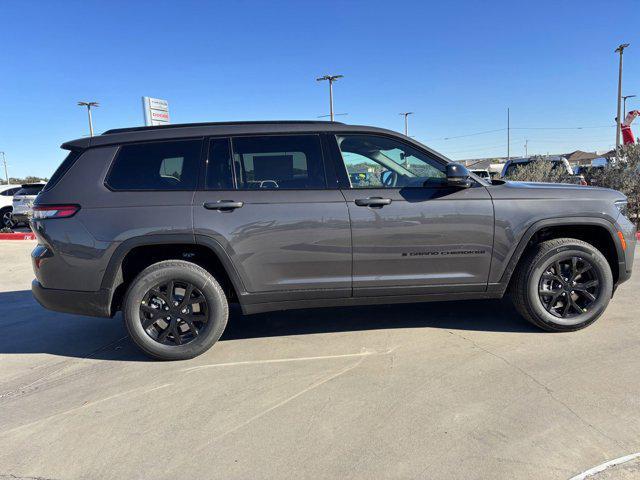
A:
[{"xmin": 142, "ymin": 97, "xmax": 170, "ymax": 126}]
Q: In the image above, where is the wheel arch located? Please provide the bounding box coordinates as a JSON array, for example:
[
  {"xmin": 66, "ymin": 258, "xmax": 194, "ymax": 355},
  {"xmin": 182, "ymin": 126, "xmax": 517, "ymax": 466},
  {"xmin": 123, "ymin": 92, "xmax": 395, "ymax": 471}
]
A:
[
  {"xmin": 102, "ymin": 234, "xmax": 246, "ymax": 315},
  {"xmin": 495, "ymin": 217, "xmax": 624, "ymax": 293}
]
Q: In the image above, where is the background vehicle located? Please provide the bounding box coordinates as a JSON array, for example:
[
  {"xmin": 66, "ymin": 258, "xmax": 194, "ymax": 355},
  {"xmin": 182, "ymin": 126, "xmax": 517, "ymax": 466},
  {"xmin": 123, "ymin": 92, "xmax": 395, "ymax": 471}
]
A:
[
  {"xmin": 12, "ymin": 183, "xmax": 46, "ymax": 226},
  {"xmin": 471, "ymin": 169, "xmax": 491, "ymax": 180},
  {"xmin": 501, "ymin": 157, "xmax": 587, "ymax": 184},
  {"xmin": 0, "ymin": 184, "xmax": 21, "ymax": 228},
  {"xmin": 30, "ymin": 121, "xmax": 636, "ymax": 360}
]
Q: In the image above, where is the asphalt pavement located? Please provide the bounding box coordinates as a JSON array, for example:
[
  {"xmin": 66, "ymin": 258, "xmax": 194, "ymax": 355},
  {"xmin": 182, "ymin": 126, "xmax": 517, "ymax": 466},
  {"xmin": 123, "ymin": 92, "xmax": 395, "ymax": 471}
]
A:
[{"xmin": 0, "ymin": 240, "xmax": 639, "ymax": 480}]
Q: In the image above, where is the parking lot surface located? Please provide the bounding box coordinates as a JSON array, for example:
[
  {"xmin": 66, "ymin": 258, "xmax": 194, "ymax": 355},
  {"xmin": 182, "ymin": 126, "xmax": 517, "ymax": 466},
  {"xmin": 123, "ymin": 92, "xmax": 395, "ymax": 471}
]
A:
[{"xmin": 0, "ymin": 240, "xmax": 638, "ymax": 480}]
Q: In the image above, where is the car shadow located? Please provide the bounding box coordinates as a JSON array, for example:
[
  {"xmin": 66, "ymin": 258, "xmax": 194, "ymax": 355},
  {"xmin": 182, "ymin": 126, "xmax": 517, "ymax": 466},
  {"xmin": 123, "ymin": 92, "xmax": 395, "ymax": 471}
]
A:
[{"xmin": 0, "ymin": 290, "xmax": 538, "ymax": 362}]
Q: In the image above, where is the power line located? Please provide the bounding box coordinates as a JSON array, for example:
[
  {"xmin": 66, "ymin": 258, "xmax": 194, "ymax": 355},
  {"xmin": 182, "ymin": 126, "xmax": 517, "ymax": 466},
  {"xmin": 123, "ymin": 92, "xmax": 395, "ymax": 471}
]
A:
[{"xmin": 425, "ymin": 124, "xmax": 615, "ymax": 142}]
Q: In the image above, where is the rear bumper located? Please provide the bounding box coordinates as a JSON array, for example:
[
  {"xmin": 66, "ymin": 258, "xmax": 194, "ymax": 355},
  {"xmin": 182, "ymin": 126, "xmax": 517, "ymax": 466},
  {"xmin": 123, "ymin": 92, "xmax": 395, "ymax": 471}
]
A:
[
  {"xmin": 32, "ymin": 280, "xmax": 112, "ymax": 318},
  {"xmin": 12, "ymin": 213, "xmax": 30, "ymax": 224}
]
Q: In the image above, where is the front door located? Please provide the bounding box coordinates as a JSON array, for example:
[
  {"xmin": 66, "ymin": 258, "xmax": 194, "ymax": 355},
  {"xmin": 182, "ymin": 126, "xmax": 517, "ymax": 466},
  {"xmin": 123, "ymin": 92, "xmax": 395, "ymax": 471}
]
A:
[
  {"xmin": 193, "ymin": 134, "xmax": 352, "ymax": 304},
  {"xmin": 332, "ymin": 133, "xmax": 494, "ymax": 297}
]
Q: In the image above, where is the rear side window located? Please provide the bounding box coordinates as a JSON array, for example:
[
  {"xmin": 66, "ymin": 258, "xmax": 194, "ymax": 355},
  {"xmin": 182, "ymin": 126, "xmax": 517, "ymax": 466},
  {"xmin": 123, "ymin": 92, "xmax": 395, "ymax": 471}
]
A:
[
  {"xmin": 15, "ymin": 185, "xmax": 45, "ymax": 196},
  {"xmin": 1, "ymin": 187, "xmax": 20, "ymax": 196},
  {"xmin": 206, "ymin": 138, "xmax": 234, "ymax": 190},
  {"xmin": 43, "ymin": 150, "xmax": 81, "ymax": 192},
  {"xmin": 106, "ymin": 139, "xmax": 202, "ymax": 191},
  {"xmin": 231, "ymin": 135, "xmax": 326, "ymax": 189}
]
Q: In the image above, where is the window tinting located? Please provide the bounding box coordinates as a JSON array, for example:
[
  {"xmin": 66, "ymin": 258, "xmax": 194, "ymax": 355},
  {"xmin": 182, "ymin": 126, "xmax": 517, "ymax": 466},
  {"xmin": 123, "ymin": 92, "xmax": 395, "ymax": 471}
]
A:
[
  {"xmin": 336, "ymin": 134, "xmax": 446, "ymax": 188},
  {"xmin": 43, "ymin": 150, "xmax": 81, "ymax": 192},
  {"xmin": 16, "ymin": 185, "xmax": 45, "ymax": 196},
  {"xmin": 232, "ymin": 135, "xmax": 326, "ymax": 189},
  {"xmin": 206, "ymin": 138, "xmax": 233, "ymax": 190},
  {"xmin": 1, "ymin": 187, "xmax": 20, "ymax": 196},
  {"xmin": 107, "ymin": 140, "xmax": 201, "ymax": 191}
]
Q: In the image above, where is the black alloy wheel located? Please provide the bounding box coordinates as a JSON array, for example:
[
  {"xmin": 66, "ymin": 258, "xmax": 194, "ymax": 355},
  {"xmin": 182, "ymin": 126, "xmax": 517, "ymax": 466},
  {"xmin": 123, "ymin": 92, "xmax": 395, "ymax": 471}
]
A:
[
  {"xmin": 140, "ymin": 280, "xmax": 209, "ymax": 346},
  {"xmin": 538, "ymin": 256, "xmax": 600, "ymax": 319}
]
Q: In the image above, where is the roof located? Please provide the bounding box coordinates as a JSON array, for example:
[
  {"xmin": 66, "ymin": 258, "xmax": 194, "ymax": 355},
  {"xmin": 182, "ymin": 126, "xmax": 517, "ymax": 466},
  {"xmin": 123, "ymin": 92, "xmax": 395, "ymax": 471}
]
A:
[
  {"xmin": 62, "ymin": 120, "xmax": 402, "ymax": 151},
  {"xmin": 565, "ymin": 150, "xmax": 599, "ymax": 162}
]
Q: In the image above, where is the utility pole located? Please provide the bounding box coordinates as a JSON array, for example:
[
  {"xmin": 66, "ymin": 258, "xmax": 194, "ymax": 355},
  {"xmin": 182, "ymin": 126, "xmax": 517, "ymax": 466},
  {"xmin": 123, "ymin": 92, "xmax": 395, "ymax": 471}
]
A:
[
  {"xmin": 399, "ymin": 112, "xmax": 413, "ymax": 136},
  {"xmin": 615, "ymin": 44, "xmax": 630, "ymax": 149},
  {"xmin": 77, "ymin": 101, "xmax": 99, "ymax": 137},
  {"xmin": 316, "ymin": 75, "xmax": 343, "ymax": 121},
  {"xmin": 507, "ymin": 108, "xmax": 510, "ymax": 161},
  {"xmin": 524, "ymin": 140, "xmax": 528, "ymax": 158},
  {"xmin": 623, "ymin": 94, "xmax": 636, "ymax": 117},
  {"xmin": 0, "ymin": 152, "xmax": 8, "ymax": 185}
]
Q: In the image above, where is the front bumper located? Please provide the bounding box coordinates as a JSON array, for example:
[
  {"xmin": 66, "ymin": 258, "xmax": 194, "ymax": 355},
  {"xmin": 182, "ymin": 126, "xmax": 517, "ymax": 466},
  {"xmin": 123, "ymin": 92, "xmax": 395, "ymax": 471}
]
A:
[{"xmin": 32, "ymin": 280, "xmax": 112, "ymax": 318}]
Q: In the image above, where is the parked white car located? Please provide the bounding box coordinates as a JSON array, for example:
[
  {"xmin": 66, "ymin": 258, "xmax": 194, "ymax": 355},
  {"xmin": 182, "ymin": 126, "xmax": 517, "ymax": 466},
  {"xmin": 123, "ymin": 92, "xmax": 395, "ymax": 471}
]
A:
[
  {"xmin": 12, "ymin": 183, "xmax": 46, "ymax": 226},
  {"xmin": 0, "ymin": 184, "xmax": 21, "ymax": 228}
]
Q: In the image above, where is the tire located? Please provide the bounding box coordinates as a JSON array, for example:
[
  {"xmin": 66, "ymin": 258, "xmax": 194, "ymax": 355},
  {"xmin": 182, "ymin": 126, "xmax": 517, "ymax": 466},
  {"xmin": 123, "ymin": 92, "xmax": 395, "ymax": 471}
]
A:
[
  {"xmin": 122, "ymin": 260, "xmax": 229, "ymax": 360},
  {"xmin": 510, "ymin": 238, "xmax": 613, "ymax": 332},
  {"xmin": 1, "ymin": 207, "xmax": 14, "ymax": 229}
]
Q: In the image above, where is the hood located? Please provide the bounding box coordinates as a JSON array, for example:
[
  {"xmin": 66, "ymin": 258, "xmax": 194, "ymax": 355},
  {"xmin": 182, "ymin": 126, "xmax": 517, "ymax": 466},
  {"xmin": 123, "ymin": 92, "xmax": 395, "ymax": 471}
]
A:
[{"xmin": 488, "ymin": 180, "xmax": 626, "ymax": 202}]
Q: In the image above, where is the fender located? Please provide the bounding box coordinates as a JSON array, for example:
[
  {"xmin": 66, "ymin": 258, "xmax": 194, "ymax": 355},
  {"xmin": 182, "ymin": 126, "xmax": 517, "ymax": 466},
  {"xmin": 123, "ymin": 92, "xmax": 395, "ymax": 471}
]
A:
[
  {"xmin": 488, "ymin": 216, "xmax": 623, "ymax": 295},
  {"xmin": 100, "ymin": 233, "xmax": 248, "ymax": 311}
]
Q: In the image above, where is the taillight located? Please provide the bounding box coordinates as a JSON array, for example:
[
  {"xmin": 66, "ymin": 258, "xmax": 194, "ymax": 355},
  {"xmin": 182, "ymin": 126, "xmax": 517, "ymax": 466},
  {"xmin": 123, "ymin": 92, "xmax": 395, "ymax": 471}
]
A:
[
  {"xmin": 32, "ymin": 205, "xmax": 80, "ymax": 219},
  {"xmin": 580, "ymin": 179, "xmax": 588, "ymax": 186}
]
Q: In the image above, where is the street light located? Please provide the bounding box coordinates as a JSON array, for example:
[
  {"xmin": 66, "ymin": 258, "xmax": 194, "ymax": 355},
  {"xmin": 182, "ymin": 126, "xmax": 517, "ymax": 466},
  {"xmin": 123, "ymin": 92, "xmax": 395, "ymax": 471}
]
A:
[
  {"xmin": 316, "ymin": 75, "xmax": 343, "ymax": 121},
  {"xmin": 0, "ymin": 152, "xmax": 8, "ymax": 185},
  {"xmin": 615, "ymin": 43, "xmax": 630, "ymax": 149},
  {"xmin": 623, "ymin": 94, "xmax": 636, "ymax": 117},
  {"xmin": 399, "ymin": 112, "xmax": 414, "ymax": 136},
  {"xmin": 77, "ymin": 101, "xmax": 99, "ymax": 137}
]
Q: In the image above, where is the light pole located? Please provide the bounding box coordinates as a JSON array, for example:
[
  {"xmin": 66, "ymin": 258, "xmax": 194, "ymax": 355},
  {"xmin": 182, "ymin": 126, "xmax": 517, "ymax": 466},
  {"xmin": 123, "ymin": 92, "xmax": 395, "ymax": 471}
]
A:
[
  {"xmin": 615, "ymin": 44, "xmax": 630, "ymax": 149},
  {"xmin": 316, "ymin": 75, "xmax": 343, "ymax": 121},
  {"xmin": 524, "ymin": 140, "xmax": 528, "ymax": 158},
  {"xmin": 0, "ymin": 152, "xmax": 8, "ymax": 185},
  {"xmin": 77, "ymin": 101, "xmax": 99, "ymax": 137},
  {"xmin": 623, "ymin": 94, "xmax": 636, "ymax": 117},
  {"xmin": 399, "ymin": 112, "xmax": 413, "ymax": 136}
]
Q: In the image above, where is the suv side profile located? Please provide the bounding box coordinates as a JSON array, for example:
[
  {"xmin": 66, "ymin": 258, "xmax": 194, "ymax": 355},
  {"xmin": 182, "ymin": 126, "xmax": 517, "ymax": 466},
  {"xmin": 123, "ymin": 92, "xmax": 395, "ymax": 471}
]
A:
[{"xmin": 31, "ymin": 121, "xmax": 636, "ymax": 360}]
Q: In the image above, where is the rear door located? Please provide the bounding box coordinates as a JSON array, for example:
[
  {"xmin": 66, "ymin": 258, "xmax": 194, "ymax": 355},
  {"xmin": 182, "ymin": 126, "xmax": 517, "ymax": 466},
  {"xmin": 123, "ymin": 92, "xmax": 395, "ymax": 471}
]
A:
[{"xmin": 193, "ymin": 134, "xmax": 351, "ymax": 303}]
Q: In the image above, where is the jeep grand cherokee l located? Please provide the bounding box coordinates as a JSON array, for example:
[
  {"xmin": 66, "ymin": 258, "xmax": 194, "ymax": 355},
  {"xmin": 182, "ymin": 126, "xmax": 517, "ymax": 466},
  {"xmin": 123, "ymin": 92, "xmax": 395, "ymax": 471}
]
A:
[{"xmin": 30, "ymin": 121, "xmax": 636, "ymax": 360}]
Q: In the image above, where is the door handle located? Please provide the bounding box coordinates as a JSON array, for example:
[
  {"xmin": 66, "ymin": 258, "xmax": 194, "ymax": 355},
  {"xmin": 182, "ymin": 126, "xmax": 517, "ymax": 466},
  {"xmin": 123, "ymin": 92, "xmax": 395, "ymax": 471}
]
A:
[
  {"xmin": 203, "ymin": 200, "xmax": 244, "ymax": 211},
  {"xmin": 354, "ymin": 197, "xmax": 392, "ymax": 207}
]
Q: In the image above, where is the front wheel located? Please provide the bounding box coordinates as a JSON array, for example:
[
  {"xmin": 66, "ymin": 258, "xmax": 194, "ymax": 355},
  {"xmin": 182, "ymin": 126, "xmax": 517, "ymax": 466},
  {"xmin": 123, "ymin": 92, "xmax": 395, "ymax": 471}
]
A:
[
  {"xmin": 123, "ymin": 260, "xmax": 229, "ymax": 360},
  {"xmin": 510, "ymin": 238, "xmax": 613, "ymax": 332}
]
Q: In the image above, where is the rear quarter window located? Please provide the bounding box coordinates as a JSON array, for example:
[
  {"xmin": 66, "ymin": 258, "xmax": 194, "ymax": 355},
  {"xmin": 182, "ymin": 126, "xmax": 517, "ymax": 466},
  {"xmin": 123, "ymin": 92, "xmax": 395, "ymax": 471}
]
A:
[
  {"xmin": 42, "ymin": 150, "xmax": 81, "ymax": 192},
  {"xmin": 106, "ymin": 139, "xmax": 202, "ymax": 191}
]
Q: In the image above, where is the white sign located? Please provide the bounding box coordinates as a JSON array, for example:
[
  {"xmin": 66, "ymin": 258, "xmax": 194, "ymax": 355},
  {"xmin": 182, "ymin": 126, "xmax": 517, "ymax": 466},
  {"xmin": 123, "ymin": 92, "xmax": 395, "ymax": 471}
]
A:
[{"xmin": 142, "ymin": 96, "xmax": 170, "ymax": 126}]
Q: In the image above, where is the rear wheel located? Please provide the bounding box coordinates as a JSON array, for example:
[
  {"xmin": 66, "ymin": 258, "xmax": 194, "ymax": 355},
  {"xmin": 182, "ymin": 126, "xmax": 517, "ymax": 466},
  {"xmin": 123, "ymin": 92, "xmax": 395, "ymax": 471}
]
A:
[
  {"xmin": 511, "ymin": 238, "xmax": 613, "ymax": 332},
  {"xmin": 123, "ymin": 260, "xmax": 228, "ymax": 360}
]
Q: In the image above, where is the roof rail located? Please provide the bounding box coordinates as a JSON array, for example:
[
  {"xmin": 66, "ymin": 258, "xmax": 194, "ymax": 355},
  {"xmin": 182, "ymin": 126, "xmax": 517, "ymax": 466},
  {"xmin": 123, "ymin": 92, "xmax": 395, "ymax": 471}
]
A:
[{"xmin": 103, "ymin": 120, "xmax": 345, "ymax": 135}]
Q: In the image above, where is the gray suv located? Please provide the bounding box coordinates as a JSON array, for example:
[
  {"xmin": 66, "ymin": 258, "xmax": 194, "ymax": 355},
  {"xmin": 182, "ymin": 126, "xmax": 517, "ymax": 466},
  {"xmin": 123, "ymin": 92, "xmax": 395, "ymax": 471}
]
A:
[{"xmin": 30, "ymin": 121, "xmax": 636, "ymax": 360}]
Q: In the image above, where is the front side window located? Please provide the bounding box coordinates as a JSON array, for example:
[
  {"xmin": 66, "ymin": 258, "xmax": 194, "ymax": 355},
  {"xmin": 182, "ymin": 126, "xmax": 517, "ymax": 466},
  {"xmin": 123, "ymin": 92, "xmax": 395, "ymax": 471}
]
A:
[
  {"xmin": 231, "ymin": 135, "xmax": 326, "ymax": 190},
  {"xmin": 336, "ymin": 134, "xmax": 446, "ymax": 188},
  {"xmin": 106, "ymin": 139, "xmax": 201, "ymax": 191}
]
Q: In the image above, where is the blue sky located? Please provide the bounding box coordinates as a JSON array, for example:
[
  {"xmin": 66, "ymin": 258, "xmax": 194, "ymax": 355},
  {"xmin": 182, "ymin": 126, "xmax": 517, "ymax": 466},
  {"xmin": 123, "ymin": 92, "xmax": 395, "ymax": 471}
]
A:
[{"xmin": 1, "ymin": 0, "xmax": 638, "ymax": 177}]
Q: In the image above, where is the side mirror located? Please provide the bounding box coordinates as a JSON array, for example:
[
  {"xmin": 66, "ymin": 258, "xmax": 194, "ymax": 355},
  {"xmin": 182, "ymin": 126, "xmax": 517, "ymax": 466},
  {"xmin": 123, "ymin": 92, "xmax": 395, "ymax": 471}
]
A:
[{"xmin": 446, "ymin": 163, "xmax": 472, "ymax": 188}]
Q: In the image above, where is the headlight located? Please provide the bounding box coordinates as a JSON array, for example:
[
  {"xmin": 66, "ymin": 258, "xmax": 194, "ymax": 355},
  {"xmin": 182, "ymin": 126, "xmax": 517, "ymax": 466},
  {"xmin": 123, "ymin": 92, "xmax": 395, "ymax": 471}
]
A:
[{"xmin": 615, "ymin": 200, "xmax": 629, "ymax": 217}]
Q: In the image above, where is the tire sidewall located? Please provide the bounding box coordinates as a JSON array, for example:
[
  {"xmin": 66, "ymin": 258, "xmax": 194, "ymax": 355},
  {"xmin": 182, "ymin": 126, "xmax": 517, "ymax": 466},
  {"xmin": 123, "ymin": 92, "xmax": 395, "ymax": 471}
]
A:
[
  {"xmin": 124, "ymin": 264, "xmax": 227, "ymax": 360},
  {"xmin": 526, "ymin": 243, "xmax": 612, "ymax": 331}
]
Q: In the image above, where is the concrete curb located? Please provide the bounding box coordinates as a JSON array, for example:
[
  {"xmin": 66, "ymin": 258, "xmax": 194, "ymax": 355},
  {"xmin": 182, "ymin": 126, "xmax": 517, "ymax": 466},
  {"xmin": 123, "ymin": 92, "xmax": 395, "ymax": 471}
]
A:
[{"xmin": 0, "ymin": 232, "xmax": 36, "ymax": 240}]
